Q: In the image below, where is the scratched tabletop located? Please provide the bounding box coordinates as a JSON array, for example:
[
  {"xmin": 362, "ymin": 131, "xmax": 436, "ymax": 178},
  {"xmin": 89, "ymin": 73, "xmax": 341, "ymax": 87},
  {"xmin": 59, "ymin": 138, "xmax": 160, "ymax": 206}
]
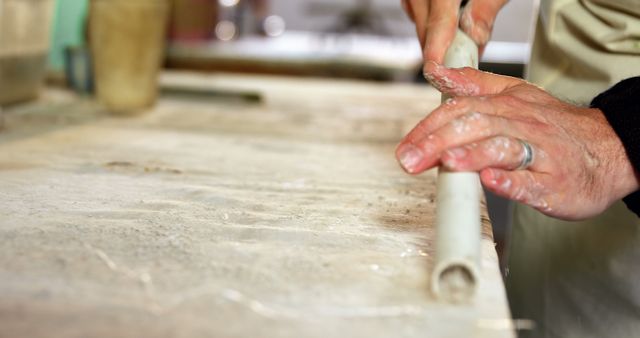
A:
[{"xmin": 0, "ymin": 72, "xmax": 513, "ymax": 338}]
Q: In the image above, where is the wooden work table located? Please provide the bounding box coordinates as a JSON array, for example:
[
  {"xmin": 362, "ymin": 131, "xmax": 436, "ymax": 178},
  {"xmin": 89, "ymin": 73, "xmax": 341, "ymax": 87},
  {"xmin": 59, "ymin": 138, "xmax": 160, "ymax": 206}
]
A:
[{"xmin": 0, "ymin": 73, "xmax": 514, "ymax": 337}]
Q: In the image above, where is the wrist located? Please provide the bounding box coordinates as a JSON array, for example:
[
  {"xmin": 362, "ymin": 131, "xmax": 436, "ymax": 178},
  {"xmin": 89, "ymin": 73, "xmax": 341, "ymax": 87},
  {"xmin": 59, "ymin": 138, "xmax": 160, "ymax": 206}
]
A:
[
  {"xmin": 590, "ymin": 77, "xmax": 640, "ymax": 204},
  {"xmin": 590, "ymin": 107, "xmax": 640, "ymax": 202}
]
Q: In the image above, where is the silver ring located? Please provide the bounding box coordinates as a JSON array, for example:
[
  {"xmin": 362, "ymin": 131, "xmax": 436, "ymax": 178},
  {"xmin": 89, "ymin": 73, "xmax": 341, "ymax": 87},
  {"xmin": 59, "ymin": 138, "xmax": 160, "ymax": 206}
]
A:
[{"xmin": 516, "ymin": 139, "xmax": 534, "ymax": 170}]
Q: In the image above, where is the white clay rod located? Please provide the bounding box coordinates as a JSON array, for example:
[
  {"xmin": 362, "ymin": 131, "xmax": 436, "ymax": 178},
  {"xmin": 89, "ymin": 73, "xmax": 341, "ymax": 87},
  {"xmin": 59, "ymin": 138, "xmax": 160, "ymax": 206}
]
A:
[{"xmin": 430, "ymin": 29, "xmax": 483, "ymax": 303}]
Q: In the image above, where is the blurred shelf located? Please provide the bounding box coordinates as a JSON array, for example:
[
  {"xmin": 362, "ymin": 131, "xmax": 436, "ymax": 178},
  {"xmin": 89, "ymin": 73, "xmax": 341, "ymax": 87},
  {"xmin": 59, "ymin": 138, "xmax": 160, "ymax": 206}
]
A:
[{"xmin": 166, "ymin": 31, "xmax": 423, "ymax": 81}]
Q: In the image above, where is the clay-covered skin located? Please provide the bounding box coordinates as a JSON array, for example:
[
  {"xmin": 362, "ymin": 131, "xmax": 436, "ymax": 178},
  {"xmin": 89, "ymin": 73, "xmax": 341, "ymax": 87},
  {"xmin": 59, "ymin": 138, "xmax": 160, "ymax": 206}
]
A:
[
  {"xmin": 396, "ymin": 64, "xmax": 639, "ymax": 221},
  {"xmin": 400, "ymin": 0, "xmax": 508, "ymax": 65}
]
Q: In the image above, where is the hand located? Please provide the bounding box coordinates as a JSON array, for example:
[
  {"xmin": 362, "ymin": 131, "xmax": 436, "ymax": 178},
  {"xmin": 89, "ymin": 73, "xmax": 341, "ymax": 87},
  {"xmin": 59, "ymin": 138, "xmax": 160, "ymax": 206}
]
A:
[
  {"xmin": 395, "ymin": 62, "xmax": 639, "ymax": 220},
  {"xmin": 400, "ymin": 0, "xmax": 508, "ymax": 65}
]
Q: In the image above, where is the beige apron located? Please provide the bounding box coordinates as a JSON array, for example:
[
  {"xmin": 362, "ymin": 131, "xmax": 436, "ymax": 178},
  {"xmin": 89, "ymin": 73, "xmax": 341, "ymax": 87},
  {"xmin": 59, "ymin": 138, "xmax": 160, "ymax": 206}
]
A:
[{"xmin": 507, "ymin": 1, "xmax": 640, "ymax": 337}]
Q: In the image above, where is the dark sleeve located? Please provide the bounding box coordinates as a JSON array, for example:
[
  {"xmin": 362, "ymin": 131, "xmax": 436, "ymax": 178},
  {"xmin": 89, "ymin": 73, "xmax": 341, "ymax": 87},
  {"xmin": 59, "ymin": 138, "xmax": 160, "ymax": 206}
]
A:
[{"xmin": 590, "ymin": 76, "xmax": 640, "ymax": 216}]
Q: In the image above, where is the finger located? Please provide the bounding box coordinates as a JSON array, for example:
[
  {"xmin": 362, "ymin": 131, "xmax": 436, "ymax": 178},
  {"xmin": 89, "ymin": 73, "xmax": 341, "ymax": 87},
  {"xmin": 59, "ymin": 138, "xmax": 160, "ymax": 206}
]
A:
[
  {"xmin": 403, "ymin": 95, "xmax": 509, "ymax": 145},
  {"xmin": 408, "ymin": 0, "xmax": 429, "ymax": 49},
  {"xmin": 397, "ymin": 112, "xmax": 526, "ymax": 173},
  {"xmin": 480, "ymin": 168, "xmax": 553, "ymax": 214},
  {"xmin": 401, "ymin": 0, "xmax": 414, "ymax": 21},
  {"xmin": 441, "ymin": 136, "xmax": 541, "ymax": 172},
  {"xmin": 424, "ymin": 61, "xmax": 522, "ymax": 96},
  {"xmin": 423, "ymin": 0, "xmax": 462, "ymax": 64},
  {"xmin": 403, "ymin": 96, "xmax": 484, "ymax": 144},
  {"xmin": 460, "ymin": 0, "xmax": 508, "ymax": 51}
]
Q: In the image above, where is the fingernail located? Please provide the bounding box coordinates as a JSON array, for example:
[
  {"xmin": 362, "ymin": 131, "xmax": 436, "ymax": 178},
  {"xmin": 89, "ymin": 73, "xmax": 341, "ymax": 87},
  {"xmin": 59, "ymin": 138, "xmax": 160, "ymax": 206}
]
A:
[
  {"xmin": 446, "ymin": 147, "xmax": 467, "ymax": 159},
  {"xmin": 397, "ymin": 144, "xmax": 424, "ymax": 173}
]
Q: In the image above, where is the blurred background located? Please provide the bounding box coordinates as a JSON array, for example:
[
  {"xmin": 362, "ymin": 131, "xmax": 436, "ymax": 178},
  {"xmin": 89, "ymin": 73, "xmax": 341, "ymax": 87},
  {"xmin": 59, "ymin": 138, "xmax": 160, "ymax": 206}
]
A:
[
  {"xmin": 1, "ymin": 0, "xmax": 536, "ymax": 106},
  {"xmin": 0, "ymin": 0, "xmax": 538, "ymax": 264}
]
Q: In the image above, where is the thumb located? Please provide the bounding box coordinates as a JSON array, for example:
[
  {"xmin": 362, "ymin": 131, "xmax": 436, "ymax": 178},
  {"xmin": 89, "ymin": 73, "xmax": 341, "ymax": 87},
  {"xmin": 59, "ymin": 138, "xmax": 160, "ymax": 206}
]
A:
[
  {"xmin": 423, "ymin": 61, "xmax": 522, "ymax": 96},
  {"xmin": 423, "ymin": 0, "xmax": 462, "ymax": 64},
  {"xmin": 460, "ymin": 0, "xmax": 508, "ymax": 50}
]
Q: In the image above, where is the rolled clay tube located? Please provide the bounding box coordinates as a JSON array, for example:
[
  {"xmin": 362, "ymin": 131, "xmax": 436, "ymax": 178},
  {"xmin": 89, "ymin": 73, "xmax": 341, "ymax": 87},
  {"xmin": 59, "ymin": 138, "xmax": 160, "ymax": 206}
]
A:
[{"xmin": 430, "ymin": 30, "xmax": 483, "ymax": 303}]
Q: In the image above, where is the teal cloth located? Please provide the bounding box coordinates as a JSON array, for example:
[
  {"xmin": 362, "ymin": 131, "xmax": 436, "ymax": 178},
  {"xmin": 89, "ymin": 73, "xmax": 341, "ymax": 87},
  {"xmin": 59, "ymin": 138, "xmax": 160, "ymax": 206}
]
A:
[{"xmin": 48, "ymin": 0, "xmax": 89, "ymax": 72}]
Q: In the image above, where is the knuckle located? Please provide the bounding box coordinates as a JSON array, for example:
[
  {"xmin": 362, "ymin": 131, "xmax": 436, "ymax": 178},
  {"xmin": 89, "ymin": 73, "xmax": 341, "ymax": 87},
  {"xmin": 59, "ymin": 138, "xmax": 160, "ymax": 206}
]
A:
[
  {"xmin": 428, "ymin": 107, "xmax": 450, "ymax": 126},
  {"xmin": 418, "ymin": 133, "xmax": 442, "ymax": 154},
  {"xmin": 483, "ymin": 137, "xmax": 511, "ymax": 162},
  {"xmin": 449, "ymin": 116, "xmax": 469, "ymax": 135},
  {"xmin": 432, "ymin": 100, "xmax": 466, "ymax": 124},
  {"xmin": 495, "ymin": 136, "xmax": 513, "ymax": 148},
  {"xmin": 446, "ymin": 111, "xmax": 493, "ymax": 137}
]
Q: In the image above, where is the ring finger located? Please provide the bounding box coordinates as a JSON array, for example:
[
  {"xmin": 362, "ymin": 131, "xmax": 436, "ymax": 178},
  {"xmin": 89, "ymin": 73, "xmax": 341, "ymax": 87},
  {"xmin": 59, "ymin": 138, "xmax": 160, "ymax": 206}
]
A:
[{"xmin": 441, "ymin": 136, "xmax": 540, "ymax": 172}]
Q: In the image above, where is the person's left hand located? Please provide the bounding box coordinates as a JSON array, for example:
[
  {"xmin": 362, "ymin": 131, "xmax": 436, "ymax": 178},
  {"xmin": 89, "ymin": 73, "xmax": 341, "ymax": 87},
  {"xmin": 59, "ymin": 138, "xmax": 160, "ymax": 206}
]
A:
[{"xmin": 396, "ymin": 62, "xmax": 639, "ymax": 220}]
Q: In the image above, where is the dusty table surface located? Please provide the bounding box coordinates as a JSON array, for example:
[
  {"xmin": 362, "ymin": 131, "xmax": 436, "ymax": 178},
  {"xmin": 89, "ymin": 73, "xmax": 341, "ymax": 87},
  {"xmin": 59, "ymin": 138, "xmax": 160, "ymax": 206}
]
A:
[{"xmin": 0, "ymin": 73, "xmax": 513, "ymax": 338}]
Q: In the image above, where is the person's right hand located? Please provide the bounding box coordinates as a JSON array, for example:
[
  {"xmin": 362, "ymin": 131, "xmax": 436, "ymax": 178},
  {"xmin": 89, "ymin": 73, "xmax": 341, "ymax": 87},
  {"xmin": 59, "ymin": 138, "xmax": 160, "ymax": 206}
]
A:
[{"xmin": 401, "ymin": 0, "xmax": 508, "ymax": 66}]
